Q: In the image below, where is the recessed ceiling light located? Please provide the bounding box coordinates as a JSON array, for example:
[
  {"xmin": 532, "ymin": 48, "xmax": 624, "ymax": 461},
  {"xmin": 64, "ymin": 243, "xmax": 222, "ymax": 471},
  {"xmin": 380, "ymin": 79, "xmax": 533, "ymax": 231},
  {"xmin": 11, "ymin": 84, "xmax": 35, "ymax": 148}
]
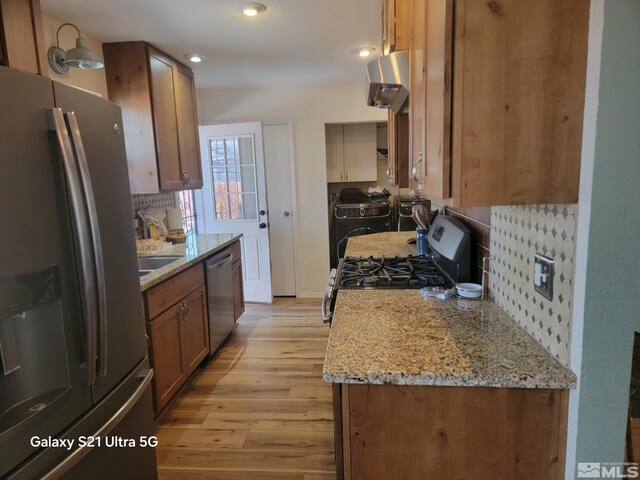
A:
[
  {"xmin": 183, "ymin": 54, "xmax": 204, "ymax": 63},
  {"xmin": 358, "ymin": 47, "xmax": 376, "ymax": 58},
  {"xmin": 234, "ymin": 2, "xmax": 267, "ymax": 17}
]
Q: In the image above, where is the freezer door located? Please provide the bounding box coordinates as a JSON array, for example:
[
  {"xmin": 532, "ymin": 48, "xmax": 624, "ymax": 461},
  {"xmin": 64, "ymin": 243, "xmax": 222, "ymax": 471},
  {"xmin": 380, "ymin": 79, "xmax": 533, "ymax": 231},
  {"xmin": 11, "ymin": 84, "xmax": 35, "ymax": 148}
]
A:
[
  {"xmin": 0, "ymin": 67, "xmax": 93, "ymax": 477},
  {"xmin": 8, "ymin": 361, "xmax": 158, "ymax": 480},
  {"xmin": 52, "ymin": 82, "xmax": 147, "ymax": 401}
]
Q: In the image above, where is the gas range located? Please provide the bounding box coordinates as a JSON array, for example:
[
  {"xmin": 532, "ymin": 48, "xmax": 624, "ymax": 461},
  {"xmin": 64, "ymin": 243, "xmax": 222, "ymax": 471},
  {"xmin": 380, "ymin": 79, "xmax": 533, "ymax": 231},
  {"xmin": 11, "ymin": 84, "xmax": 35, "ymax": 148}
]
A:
[
  {"xmin": 321, "ymin": 215, "xmax": 472, "ymax": 324},
  {"xmin": 337, "ymin": 256, "xmax": 448, "ymax": 289}
]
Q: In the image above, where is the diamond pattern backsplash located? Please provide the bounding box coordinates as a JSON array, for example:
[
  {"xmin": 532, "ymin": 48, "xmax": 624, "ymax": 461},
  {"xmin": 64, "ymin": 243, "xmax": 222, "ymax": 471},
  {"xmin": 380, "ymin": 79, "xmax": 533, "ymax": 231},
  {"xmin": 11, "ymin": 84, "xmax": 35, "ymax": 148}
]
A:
[{"xmin": 490, "ymin": 204, "xmax": 577, "ymax": 367}]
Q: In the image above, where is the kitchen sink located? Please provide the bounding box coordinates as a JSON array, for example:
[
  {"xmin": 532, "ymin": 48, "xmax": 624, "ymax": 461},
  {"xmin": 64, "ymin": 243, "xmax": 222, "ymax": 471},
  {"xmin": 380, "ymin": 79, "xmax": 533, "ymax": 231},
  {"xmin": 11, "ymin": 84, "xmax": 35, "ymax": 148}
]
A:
[{"xmin": 137, "ymin": 256, "xmax": 181, "ymax": 271}]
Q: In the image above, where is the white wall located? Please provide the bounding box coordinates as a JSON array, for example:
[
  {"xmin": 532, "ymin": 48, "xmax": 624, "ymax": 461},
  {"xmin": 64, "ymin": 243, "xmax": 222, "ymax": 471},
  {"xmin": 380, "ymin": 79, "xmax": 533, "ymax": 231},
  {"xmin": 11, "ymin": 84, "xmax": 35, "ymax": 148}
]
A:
[
  {"xmin": 42, "ymin": 15, "xmax": 108, "ymax": 98},
  {"xmin": 197, "ymin": 83, "xmax": 387, "ymax": 297}
]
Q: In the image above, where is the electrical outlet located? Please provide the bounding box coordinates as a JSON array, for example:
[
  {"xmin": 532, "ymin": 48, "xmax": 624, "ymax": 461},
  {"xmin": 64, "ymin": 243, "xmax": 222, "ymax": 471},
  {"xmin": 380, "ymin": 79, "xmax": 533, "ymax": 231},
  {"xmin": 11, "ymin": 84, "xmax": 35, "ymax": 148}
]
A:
[{"xmin": 534, "ymin": 253, "xmax": 554, "ymax": 300}]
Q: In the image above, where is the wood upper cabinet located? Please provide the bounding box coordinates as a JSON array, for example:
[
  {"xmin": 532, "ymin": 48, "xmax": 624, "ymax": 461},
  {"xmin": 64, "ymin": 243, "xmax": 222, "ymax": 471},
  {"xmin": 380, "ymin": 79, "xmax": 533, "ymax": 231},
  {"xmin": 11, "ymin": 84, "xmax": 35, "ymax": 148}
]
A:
[
  {"xmin": 409, "ymin": 0, "xmax": 589, "ymax": 206},
  {"xmin": 103, "ymin": 41, "xmax": 203, "ymax": 194},
  {"xmin": 0, "ymin": 0, "xmax": 47, "ymax": 75},
  {"xmin": 387, "ymin": 110, "xmax": 409, "ymax": 188},
  {"xmin": 408, "ymin": 0, "xmax": 427, "ymax": 191},
  {"xmin": 382, "ymin": 0, "xmax": 410, "ymax": 55}
]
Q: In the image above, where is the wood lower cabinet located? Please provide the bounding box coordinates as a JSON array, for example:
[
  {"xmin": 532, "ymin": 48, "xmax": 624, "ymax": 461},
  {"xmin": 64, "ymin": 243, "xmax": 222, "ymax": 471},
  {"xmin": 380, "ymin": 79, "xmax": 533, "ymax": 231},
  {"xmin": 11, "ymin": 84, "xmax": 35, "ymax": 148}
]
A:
[
  {"xmin": 103, "ymin": 41, "xmax": 203, "ymax": 194},
  {"xmin": 232, "ymin": 258, "xmax": 245, "ymax": 322},
  {"xmin": 148, "ymin": 301, "xmax": 188, "ymax": 411},
  {"xmin": 0, "ymin": 0, "xmax": 47, "ymax": 74},
  {"xmin": 409, "ymin": 0, "xmax": 589, "ymax": 206},
  {"xmin": 145, "ymin": 264, "xmax": 209, "ymax": 412},
  {"xmin": 335, "ymin": 383, "xmax": 569, "ymax": 480},
  {"xmin": 180, "ymin": 286, "xmax": 210, "ymax": 373}
]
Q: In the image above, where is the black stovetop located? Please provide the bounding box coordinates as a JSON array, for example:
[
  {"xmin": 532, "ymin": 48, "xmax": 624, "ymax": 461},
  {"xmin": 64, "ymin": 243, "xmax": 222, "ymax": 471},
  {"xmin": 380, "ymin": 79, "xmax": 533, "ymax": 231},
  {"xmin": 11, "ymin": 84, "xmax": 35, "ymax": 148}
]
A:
[{"xmin": 337, "ymin": 256, "xmax": 449, "ymax": 289}]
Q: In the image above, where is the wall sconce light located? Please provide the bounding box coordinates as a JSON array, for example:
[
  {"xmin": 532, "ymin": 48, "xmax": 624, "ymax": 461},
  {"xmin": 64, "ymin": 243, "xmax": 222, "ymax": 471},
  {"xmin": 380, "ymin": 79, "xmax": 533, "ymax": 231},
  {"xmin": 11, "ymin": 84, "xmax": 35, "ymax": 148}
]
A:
[{"xmin": 48, "ymin": 23, "xmax": 104, "ymax": 74}]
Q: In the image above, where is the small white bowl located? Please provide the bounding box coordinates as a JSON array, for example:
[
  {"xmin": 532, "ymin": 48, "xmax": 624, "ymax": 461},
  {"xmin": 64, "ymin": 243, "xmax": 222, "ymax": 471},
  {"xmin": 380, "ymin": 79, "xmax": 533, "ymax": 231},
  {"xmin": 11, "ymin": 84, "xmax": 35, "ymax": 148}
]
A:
[{"xmin": 456, "ymin": 283, "xmax": 483, "ymax": 299}]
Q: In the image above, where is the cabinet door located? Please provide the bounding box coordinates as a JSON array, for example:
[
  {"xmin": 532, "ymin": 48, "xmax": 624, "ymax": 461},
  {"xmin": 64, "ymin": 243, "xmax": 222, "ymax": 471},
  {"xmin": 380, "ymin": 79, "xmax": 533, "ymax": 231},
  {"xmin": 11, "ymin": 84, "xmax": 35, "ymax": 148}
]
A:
[
  {"xmin": 382, "ymin": 0, "xmax": 410, "ymax": 55},
  {"xmin": 149, "ymin": 303, "xmax": 186, "ymax": 411},
  {"xmin": 0, "ymin": 0, "xmax": 47, "ymax": 74},
  {"xmin": 343, "ymin": 123, "xmax": 377, "ymax": 182},
  {"xmin": 388, "ymin": 111, "xmax": 409, "ymax": 188},
  {"xmin": 409, "ymin": 0, "xmax": 427, "ymax": 190},
  {"xmin": 423, "ymin": 0, "xmax": 453, "ymax": 198},
  {"xmin": 451, "ymin": 0, "xmax": 588, "ymax": 205},
  {"xmin": 180, "ymin": 286, "xmax": 210, "ymax": 375},
  {"xmin": 174, "ymin": 63, "xmax": 203, "ymax": 189},
  {"xmin": 232, "ymin": 260, "xmax": 245, "ymax": 322},
  {"xmin": 325, "ymin": 124, "xmax": 344, "ymax": 183},
  {"xmin": 148, "ymin": 49, "xmax": 184, "ymax": 191}
]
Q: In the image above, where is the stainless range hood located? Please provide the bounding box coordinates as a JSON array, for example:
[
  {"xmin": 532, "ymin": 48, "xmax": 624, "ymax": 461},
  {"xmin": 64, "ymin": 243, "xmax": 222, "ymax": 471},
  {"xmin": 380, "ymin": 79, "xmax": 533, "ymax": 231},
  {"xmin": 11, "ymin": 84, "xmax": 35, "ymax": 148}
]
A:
[{"xmin": 366, "ymin": 50, "xmax": 409, "ymax": 113}]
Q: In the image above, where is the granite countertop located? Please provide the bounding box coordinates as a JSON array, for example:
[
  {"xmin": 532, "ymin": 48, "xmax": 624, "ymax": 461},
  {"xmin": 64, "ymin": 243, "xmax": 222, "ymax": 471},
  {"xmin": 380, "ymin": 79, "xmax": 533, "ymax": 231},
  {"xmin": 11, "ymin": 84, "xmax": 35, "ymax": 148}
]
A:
[
  {"xmin": 344, "ymin": 231, "xmax": 419, "ymax": 258},
  {"xmin": 139, "ymin": 233, "xmax": 242, "ymax": 292},
  {"xmin": 324, "ymin": 232, "xmax": 576, "ymax": 389}
]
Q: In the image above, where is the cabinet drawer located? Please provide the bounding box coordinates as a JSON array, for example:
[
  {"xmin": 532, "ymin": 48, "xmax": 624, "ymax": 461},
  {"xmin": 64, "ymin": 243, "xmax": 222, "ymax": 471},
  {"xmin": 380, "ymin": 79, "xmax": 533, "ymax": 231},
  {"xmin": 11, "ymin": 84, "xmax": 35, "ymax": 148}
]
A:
[
  {"xmin": 146, "ymin": 263, "xmax": 205, "ymax": 319},
  {"xmin": 230, "ymin": 240, "xmax": 241, "ymax": 262}
]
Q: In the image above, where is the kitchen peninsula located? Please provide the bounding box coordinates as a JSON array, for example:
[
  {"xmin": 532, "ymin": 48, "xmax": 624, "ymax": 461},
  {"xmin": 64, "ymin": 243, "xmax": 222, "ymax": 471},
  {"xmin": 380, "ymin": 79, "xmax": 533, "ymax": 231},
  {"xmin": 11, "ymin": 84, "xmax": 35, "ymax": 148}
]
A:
[{"xmin": 324, "ymin": 232, "xmax": 576, "ymax": 480}]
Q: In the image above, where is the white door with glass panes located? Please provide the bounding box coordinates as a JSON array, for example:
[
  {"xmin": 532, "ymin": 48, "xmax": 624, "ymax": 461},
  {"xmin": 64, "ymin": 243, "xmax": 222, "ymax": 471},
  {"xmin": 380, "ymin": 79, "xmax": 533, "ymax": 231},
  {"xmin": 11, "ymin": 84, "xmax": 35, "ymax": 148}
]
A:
[{"xmin": 195, "ymin": 122, "xmax": 272, "ymax": 303}]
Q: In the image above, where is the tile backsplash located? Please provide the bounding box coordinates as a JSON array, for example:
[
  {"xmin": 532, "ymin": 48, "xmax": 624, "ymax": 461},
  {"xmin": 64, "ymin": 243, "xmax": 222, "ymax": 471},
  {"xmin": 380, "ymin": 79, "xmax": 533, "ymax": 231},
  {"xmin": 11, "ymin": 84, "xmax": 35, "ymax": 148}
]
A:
[
  {"xmin": 490, "ymin": 204, "xmax": 577, "ymax": 367},
  {"xmin": 131, "ymin": 192, "xmax": 177, "ymax": 217}
]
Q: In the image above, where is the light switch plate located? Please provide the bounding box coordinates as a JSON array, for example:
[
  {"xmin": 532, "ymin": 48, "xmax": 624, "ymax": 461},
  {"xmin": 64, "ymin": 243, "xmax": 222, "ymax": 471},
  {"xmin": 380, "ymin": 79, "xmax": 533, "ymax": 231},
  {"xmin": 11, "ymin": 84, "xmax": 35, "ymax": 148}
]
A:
[{"xmin": 534, "ymin": 253, "xmax": 554, "ymax": 300}]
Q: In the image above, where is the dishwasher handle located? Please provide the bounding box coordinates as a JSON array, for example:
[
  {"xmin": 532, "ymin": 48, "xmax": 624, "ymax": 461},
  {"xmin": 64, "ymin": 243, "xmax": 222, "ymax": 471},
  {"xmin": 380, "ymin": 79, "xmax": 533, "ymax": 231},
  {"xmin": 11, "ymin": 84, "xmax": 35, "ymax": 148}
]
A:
[{"xmin": 207, "ymin": 254, "xmax": 233, "ymax": 270}]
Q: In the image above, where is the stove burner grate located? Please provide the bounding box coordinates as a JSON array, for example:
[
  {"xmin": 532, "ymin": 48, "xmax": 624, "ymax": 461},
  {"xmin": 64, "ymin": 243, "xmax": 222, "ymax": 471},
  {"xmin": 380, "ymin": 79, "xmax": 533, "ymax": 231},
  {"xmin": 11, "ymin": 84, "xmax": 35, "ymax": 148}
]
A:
[{"xmin": 338, "ymin": 255, "xmax": 447, "ymax": 289}]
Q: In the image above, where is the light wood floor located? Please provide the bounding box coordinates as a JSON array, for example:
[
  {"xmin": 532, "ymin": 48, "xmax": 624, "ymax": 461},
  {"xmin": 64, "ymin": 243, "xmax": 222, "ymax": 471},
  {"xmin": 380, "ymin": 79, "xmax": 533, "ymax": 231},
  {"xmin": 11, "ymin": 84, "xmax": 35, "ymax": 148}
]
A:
[{"xmin": 155, "ymin": 298, "xmax": 336, "ymax": 480}]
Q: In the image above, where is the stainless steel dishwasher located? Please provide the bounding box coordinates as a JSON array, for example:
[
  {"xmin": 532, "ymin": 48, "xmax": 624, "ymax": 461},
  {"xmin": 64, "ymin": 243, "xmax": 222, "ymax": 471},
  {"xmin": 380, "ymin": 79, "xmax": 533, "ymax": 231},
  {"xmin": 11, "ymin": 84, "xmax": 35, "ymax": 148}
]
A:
[{"xmin": 205, "ymin": 249, "xmax": 236, "ymax": 353}]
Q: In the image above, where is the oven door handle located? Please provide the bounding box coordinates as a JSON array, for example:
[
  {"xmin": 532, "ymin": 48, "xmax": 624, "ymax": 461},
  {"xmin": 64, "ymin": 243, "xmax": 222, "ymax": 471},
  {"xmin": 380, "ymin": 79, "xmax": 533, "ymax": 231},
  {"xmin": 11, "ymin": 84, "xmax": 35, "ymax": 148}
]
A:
[
  {"xmin": 322, "ymin": 268, "xmax": 337, "ymax": 324},
  {"xmin": 321, "ymin": 287, "xmax": 332, "ymax": 324}
]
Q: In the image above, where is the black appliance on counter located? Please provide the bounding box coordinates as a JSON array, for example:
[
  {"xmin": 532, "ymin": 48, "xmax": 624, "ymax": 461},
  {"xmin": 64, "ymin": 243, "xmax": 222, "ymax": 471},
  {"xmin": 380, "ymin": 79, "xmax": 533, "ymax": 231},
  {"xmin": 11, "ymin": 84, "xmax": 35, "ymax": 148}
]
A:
[
  {"xmin": 322, "ymin": 215, "xmax": 471, "ymax": 324},
  {"xmin": 329, "ymin": 188, "xmax": 392, "ymax": 268},
  {"xmin": 0, "ymin": 67, "xmax": 157, "ymax": 479},
  {"xmin": 394, "ymin": 194, "xmax": 432, "ymax": 231}
]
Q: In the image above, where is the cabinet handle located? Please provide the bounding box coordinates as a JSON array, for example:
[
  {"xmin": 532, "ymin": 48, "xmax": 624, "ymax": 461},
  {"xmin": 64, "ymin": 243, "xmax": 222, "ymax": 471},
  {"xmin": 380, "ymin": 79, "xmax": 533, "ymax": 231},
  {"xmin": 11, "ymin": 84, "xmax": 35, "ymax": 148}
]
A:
[
  {"xmin": 346, "ymin": 170, "xmax": 349, "ymax": 181},
  {"xmin": 412, "ymin": 154, "xmax": 424, "ymax": 186},
  {"xmin": 181, "ymin": 170, "xmax": 188, "ymax": 186},
  {"xmin": 179, "ymin": 302, "xmax": 188, "ymax": 324},
  {"xmin": 340, "ymin": 171, "xmax": 343, "ymax": 181},
  {"xmin": 185, "ymin": 171, "xmax": 190, "ymax": 185}
]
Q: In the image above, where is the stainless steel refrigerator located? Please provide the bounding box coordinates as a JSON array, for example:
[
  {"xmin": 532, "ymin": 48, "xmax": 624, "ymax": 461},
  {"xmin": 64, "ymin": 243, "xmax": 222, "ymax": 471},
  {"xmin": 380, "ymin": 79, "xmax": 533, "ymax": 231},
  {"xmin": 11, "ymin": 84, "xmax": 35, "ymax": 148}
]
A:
[{"xmin": 0, "ymin": 66, "xmax": 157, "ymax": 479}]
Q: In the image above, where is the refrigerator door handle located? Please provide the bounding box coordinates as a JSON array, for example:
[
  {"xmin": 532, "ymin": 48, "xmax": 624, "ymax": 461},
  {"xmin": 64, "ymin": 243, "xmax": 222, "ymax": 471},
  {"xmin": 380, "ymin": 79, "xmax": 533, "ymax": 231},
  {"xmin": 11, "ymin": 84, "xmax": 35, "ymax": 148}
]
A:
[
  {"xmin": 65, "ymin": 111, "xmax": 108, "ymax": 379},
  {"xmin": 40, "ymin": 369, "xmax": 154, "ymax": 480},
  {"xmin": 48, "ymin": 108, "xmax": 98, "ymax": 385}
]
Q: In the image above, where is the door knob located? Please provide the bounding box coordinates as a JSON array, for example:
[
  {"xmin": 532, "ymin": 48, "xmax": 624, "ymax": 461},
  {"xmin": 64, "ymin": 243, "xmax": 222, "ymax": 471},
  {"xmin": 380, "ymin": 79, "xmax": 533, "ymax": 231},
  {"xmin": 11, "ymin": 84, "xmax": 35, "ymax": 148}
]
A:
[
  {"xmin": 283, "ymin": 211, "xmax": 290, "ymax": 217},
  {"xmin": 259, "ymin": 222, "xmax": 267, "ymax": 229},
  {"xmin": 259, "ymin": 209, "xmax": 266, "ymax": 216}
]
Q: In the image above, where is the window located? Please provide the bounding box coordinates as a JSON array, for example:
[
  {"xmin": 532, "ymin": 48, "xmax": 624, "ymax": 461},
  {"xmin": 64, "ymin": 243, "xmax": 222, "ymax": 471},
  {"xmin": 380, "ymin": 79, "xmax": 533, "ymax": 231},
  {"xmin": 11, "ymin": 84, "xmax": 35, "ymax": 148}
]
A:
[
  {"xmin": 209, "ymin": 136, "xmax": 258, "ymax": 220},
  {"xmin": 177, "ymin": 190, "xmax": 197, "ymax": 235}
]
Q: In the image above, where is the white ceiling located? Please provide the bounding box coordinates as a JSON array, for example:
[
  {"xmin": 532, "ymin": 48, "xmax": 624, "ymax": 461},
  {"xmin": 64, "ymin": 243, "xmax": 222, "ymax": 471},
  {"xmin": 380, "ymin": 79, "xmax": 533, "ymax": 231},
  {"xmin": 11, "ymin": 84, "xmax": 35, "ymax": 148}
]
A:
[{"xmin": 40, "ymin": 0, "xmax": 382, "ymax": 89}]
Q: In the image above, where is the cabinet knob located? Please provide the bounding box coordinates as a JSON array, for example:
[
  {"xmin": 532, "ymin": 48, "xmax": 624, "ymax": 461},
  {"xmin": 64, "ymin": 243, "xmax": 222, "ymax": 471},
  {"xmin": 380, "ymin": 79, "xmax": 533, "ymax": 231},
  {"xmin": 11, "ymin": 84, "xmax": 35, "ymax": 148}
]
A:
[
  {"xmin": 259, "ymin": 209, "xmax": 266, "ymax": 216},
  {"xmin": 259, "ymin": 222, "xmax": 267, "ymax": 229},
  {"xmin": 283, "ymin": 211, "xmax": 290, "ymax": 217}
]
